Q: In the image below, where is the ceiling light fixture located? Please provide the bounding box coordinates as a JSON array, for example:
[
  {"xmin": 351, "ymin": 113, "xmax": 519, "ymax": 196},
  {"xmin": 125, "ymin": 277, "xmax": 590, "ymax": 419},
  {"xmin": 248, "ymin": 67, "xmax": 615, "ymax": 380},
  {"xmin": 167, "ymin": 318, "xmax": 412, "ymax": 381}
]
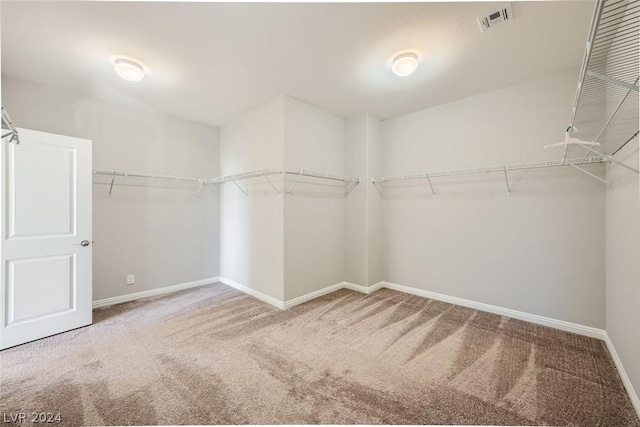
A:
[
  {"xmin": 391, "ymin": 52, "xmax": 418, "ymax": 77},
  {"xmin": 114, "ymin": 59, "xmax": 145, "ymax": 82}
]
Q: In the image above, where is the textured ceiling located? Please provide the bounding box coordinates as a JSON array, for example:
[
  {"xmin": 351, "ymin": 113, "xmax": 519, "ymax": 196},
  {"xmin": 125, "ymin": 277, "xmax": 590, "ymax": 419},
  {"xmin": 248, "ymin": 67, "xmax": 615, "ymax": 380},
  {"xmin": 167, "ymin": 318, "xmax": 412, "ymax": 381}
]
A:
[{"xmin": 1, "ymin": 1, "xmax": 595, "ymax": 126}]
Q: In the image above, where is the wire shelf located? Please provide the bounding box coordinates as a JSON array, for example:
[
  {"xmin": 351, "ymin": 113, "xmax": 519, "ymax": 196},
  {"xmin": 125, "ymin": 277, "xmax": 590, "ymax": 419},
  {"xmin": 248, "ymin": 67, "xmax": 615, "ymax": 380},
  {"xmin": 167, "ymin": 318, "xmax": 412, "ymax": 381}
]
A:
[
  {"xmin": 93, "ymin": 169, "xmax": 203, "ymax": 183},
  {"xmin": 284, "ymin": 169, "xmax": 361, "ymax": 195},
  {"xmin": 93, "ymin": 169, "xmax": 283, "ymax": 196},
  {"xmin": 565, "ymin": 0, "xmax": 639, "ymax": 160},
  {"xmin": 206, "ymin": 169, "xmax": 281, "ymax": 184},
  {"xmin": 373, "ymin": 157, "xmax": 605, "ymax": 183},
  {"xmin": 373, "ymin": 157, "xmax": 607, "ymax": 195},
  {"xmin": 93, "ymin": 169, "xmax": 205, "ymax": 196},
  {"xmin": 206, "ymin": 169, "xmax": 282, "ymax": 195}
]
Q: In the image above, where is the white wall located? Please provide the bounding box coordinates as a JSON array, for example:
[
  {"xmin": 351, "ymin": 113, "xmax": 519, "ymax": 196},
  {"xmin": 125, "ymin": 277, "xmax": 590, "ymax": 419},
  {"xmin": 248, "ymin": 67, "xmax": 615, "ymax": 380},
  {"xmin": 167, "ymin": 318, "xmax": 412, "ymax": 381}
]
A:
[
  {"xmin": 1, "ymin": 76, "xmax": 220, "ymax": 301},
  {"xmin": 345, "ymin": 115, "xmax": 368, "ymax": 286},
  {"xmin": 283, "ymin": 97, "xmax": 345, "ymax": 300},
  {"xmin": 219, "ymin": 96, "xmax": 349, "ymax": 302},
  {"xmin": 605, "ymin": 138, "xmax": 640, "ymax": 400},
  {"xmin": 219, "ymin": 97, "xmax": 285, "ymax": 300},
  {"xmin": 380, "ymin": 69, "xmax": 606, "ymax": 328},
  {"xmin": 366, "ymin": 116, "xmax": 382, "ymax": 286},
  {"xmin": 345, "ymin": 114, "xmax": 382, "ymax": 287}
]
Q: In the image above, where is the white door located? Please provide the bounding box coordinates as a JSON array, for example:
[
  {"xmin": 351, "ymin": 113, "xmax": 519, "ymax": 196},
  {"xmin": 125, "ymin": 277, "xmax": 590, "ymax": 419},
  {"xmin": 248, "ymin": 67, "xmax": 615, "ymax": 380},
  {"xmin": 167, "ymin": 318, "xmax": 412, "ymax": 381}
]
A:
[{"xmin": 0, "ymin": 128, "xmax": 92, "ymax": 350}]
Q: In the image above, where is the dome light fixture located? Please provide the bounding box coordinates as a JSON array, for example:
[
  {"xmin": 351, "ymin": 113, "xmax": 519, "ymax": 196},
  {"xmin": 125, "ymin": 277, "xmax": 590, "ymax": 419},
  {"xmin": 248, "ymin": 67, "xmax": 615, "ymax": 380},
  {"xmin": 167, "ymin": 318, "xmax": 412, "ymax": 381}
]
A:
[
  {"xmin": 391, "ymin": 52, "xmax": 418, "ymax": 77},
  {"xmin": 114, "ymin": 59, "xmax": 145, "ymax": 82}
]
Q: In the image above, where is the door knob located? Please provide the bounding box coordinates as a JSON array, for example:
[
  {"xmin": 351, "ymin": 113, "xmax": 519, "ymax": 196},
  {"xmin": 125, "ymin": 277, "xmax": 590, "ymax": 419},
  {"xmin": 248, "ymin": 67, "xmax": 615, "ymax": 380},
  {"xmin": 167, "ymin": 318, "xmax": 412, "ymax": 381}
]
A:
[{"xmin": 74, "ymin": 240, "xmax": 90, "ymax": 247}]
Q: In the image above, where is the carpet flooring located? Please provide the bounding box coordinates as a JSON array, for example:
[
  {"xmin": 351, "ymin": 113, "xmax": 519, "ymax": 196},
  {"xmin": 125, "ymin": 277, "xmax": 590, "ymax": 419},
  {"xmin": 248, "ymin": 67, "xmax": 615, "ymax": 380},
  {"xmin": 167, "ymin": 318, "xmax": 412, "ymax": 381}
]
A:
[{"xmin": 1, "ymin": 283, "xmax": 638, "ymax": 426}]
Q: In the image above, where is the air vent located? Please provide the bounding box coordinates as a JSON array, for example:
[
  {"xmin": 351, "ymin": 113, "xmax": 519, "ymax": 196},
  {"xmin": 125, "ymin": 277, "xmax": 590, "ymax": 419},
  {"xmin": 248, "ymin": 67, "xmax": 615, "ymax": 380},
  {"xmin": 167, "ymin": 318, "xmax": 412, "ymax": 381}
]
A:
[{"xmin": 478, "ymin": 3, "xmax": 513, "ymax": 32}]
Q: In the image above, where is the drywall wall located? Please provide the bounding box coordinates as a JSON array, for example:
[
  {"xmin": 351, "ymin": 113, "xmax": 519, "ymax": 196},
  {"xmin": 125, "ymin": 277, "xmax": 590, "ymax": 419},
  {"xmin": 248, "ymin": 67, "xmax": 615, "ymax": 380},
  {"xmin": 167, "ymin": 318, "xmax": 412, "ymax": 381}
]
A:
[
  {"xmin": 345, "ymin": 115, "xmax": 368, "ymax": 286},
  {"xmin": 218, "ymin": 95, "xmax": 348, "ymax": 302},
  {"xmin": 380, "ymin": 68, "xmax": 606, "ymax": 328},
  {"xmin": 283, "ymin": 97, "xmax": 345, "ymax": 300},
  {"xmin": 605, "ymin": 138, "xmax": 640, "ymax": 402},
  {"xmin": 345, "ymin": 114, "xmax": 382, "ymax": 288},
  {"xmin": 219, "ymin": 96, "xmax": 285, "ymax": 301},
  {"xmin": 1, "ymin": 76, "xmax": 220, "ymax": 301},
  {"xmin": 366, "ymin": 115, "xmax": 382, "ymax": 286}
]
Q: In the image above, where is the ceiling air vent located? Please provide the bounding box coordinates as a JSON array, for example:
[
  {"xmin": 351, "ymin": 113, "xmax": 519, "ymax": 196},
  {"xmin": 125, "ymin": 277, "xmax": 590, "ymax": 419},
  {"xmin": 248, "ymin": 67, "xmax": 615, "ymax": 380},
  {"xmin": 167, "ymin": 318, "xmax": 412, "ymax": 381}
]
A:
[{"xmin": 478, "ymin": 3, "xmax": 513, "ymax": 32}]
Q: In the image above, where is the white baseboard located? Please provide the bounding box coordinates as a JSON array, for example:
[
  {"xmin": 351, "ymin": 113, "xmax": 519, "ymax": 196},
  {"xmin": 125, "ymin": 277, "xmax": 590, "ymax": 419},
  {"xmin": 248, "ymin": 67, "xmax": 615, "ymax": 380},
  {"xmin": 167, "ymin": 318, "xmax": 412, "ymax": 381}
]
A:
[
  {"xmin": 379, "ymin": 281, "xmax": 606, "ymax": 340},
  {"xmin": 218, "ymin": 277, "xmax": 285, "ymax": 310},
  {"xmin": 92, "ymin": 276, "xmax": 220, "ymax": 309},
  {"xmin": 341, "ymin": 281, "xmax": 370, "ymax": 294},
  {"xmin": 284, "ymin": 282, "xmax": 346, "ymax": 309},
  {"xmin": 369, "ymin": 281, "xmax": 385, "ymax": 293},
  {"xmin": 273, "ymin": 278, "xmax": 605, "ymax": 339},
  {"xmin": 215, "ymin": 279, "xmax": 385, "ymax": 310},
  {"xmin": 284, "ymin": 281, "xmax": 385, "ymax": 308},
  {"xmin": 604, "ymin": 332, "xmax": 640, "ymax": 417},
  {"xmin": 342, "ymin": 281, "xmax": 384, "ymax": 294}
]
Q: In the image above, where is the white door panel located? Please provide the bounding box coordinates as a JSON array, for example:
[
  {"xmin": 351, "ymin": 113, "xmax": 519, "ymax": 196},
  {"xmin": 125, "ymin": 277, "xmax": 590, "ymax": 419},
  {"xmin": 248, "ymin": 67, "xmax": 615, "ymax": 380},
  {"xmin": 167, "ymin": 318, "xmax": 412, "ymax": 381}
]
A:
[
  {"xmin": 7, "ymin": 254, "xmax": 75, "ymax": 325},
  {"xmin": 8, "ymin": 142, "xmax": 76, "ymax": 238},
  {"xmin": 1, "ymin": 128, "xmax": 92, "ymax": 350}
]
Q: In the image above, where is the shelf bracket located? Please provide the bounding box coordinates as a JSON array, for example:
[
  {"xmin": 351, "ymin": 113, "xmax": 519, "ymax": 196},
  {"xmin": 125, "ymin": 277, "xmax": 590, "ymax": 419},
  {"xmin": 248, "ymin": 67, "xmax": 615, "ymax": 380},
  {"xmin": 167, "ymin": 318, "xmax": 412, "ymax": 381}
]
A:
[
  {"xmin": 231, "ymin": 179, "xmax": 248, "ymax": 196},
  {"xmin": 345, "ymin": 179, "xmax": 360, "ymax": 197},
  {"xmin": 2, "ymin": 130, "xmax": 19, "ymax": 144},
  {"xmin": 1, "ymin": 106, "xmax": 20, "ymax": 144},
  {"xmin": 580, "ymin": 144, "xmax": 640, "ymax": 174},
  {"xmin": 503, "ymin": 169, "xmax": 511, "ymax": 195},
  {"xmin": 263, "ymin": 174, "xmax": 281, "ymax": 194},
  {"xmin": 287, "ymin": 171, "xmax": 304, "ymax": 194},
  {"xmin": 586, "ymin": 71, "xmax": 639, "ymax": 92},
  {"xmin": 108, "ymin": 173, "xmax": 116, "ymax": 195},
  {"xmin": 566, "ymin": 161, "xmax": 611, "ymax": 186},
  {"xmin": 195, "ymin": 181, "xmax": 205, "ymax": 198},
  {"xmin": 585, "ymin": 76, "xmax": 640, "ymax": 159},
  {"xmin": 426, "ymin": 176, "xmax": 436, "ymax": 197}
]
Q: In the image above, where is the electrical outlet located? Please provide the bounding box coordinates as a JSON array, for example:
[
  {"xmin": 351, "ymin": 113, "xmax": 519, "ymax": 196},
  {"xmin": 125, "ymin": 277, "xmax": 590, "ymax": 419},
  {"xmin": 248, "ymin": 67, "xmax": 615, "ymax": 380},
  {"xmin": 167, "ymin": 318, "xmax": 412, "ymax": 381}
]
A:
[{"xmin": 127, "ymin": 274, "xmax": 135, "ymax": 285}]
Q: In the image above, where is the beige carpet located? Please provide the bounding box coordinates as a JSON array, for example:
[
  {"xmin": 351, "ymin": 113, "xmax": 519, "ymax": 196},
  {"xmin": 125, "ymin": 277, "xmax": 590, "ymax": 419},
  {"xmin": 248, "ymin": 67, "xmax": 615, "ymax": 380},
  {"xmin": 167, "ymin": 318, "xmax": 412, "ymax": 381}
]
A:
[{"xmin": 1, "ymin": 283, "xmax": 638, "ymax": 426}]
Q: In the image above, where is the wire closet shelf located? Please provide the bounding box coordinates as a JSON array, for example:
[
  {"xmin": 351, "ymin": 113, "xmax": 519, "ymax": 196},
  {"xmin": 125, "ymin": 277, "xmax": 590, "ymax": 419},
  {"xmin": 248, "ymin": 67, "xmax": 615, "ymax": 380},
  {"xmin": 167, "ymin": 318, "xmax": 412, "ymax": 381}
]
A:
[
  {"xmin": 93, "ymin": 169, "xmax": 205, "ymax": 196},
  {"xmin": 372, "ymin": 157, "xmax": 606, "ymax": 196},
  {"xmin": 93, "ymin": 169, "xmax": 362, "ymax": 197},
  {"xmin": 563, "ymin": 0, "xmax": 639, "ymax": 163},
  {"xmin": 206, "ymin": 169, "xmax": 282, "ymax": 195},
  {"xmin": 285, "ymin": 169, "xmax": 361, "ymax": 195},
  {"xmin": 1, "ymin": 106, "xmax": 20, "ymax": 144},
  {"xmin": 93, "ymin": 169, "xmax": 284, "ymax": 197}
]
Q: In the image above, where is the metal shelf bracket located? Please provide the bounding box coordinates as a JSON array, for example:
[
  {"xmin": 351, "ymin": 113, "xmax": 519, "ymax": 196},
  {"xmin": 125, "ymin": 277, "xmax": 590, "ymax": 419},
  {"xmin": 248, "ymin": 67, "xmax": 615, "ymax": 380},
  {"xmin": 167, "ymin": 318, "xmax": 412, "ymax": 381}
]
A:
[
  {"xmin": 108, "ymin": 173, "xmax": 116, "ymax": 195},
  {"xmin": 231, "ymin": 179, "xmax": 248, "ymax": 196},
  {"xmin": 196, "ymin": 181, "xmax": 205, "ymax": 198},
  {"xmin": 205, "ymin": 169, "xmax": 282, "ymax": 196},
  {"xmin": 1, "ymin": 106, "xmax": 20, "ymax": 144},
  {"xmin": 503, "ymin": 169, "xmax": 511, "ymax": 195}
]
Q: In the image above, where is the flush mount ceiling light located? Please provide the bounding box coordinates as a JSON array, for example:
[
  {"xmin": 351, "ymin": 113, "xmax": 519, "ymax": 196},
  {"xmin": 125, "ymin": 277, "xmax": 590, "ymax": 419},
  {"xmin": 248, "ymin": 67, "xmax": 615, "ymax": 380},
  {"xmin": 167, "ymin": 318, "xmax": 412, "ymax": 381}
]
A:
[
  {"xmin": 391, "ymin": 52, "xmax": 418, "ymax": 77},
  {"xmin": 114, "ymin": 59, "xmax": 145, "ymax": 82}
]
